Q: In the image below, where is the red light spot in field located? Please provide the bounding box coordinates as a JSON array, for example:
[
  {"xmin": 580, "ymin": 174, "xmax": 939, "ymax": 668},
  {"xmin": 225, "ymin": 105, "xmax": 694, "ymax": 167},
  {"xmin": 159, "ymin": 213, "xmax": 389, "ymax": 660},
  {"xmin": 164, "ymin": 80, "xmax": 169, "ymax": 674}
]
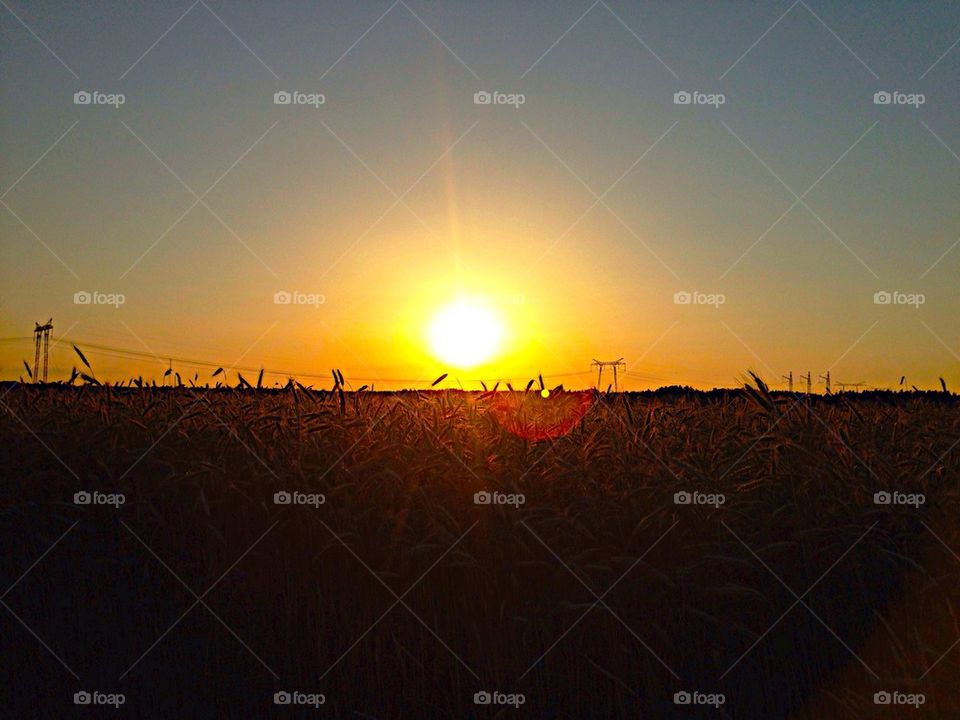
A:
[{"xmin": 484, "ymin": 390, "xmax": 592, "ymax": 441}]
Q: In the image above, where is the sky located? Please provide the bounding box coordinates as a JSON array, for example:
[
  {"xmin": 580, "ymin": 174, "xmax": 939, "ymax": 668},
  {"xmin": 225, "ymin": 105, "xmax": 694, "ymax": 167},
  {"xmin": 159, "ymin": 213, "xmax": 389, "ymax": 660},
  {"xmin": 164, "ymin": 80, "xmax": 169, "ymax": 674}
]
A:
[{"xmin": 1, "ymin": 0, "xmax": 959, "ymax": 390}]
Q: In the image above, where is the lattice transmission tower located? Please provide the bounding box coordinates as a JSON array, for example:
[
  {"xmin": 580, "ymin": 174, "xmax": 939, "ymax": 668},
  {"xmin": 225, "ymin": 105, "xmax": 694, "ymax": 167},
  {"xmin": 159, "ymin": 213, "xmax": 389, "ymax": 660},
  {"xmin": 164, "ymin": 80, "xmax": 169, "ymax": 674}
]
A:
[
  {"xmin": 33, "ymin": 318, "xmax": 53, "ymax": 383},
  {"xmin": 591, "ymin": 358, "xmax": 625, "ymax": 392}
]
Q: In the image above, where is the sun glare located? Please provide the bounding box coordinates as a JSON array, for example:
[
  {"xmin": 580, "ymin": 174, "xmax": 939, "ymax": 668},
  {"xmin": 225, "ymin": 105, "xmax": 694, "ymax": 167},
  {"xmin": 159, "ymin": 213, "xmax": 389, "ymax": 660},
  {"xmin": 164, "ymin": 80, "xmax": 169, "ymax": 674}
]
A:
[{"xmin": 427, "ymin": 299, "xmax": 504, "ymax": 369}]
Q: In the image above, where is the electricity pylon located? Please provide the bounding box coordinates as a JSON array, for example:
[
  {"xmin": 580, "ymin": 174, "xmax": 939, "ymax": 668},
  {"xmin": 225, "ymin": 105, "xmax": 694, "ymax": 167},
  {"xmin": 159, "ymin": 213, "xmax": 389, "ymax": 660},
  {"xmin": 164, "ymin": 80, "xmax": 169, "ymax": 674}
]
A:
[
  {"xmin": 819, "ymin": 370, "xmax": 831, "ymax": 394},
  {"xmin": 33, "ymin": 318, "xmax": 53, "ymax": 383},
  {"xmin": 782, "ymin": 371, "xmax": 793, "ymax": 392},
  {"xmin": 591, "ymin": 358, "xmax": 625, "ymax": 392},
  {"xmin": 799, "ymin": 371, "xmax": 812, "ymax": 395}
]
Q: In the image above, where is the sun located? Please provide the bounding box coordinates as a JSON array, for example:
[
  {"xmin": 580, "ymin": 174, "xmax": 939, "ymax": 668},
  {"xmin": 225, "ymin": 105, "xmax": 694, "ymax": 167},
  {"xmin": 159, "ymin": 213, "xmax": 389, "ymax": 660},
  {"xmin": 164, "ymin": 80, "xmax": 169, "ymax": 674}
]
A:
[{"xmin": 427, "ymin": 299, "xmax": 504, "ymax": 369}]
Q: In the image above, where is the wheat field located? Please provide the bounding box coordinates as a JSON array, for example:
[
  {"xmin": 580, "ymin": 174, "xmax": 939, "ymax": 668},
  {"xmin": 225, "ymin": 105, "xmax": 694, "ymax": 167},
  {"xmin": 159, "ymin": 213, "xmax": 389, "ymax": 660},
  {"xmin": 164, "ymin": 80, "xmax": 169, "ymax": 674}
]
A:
[{"xmin": 2, "ymin": 377, "xmax": 958, "ymax": 718}]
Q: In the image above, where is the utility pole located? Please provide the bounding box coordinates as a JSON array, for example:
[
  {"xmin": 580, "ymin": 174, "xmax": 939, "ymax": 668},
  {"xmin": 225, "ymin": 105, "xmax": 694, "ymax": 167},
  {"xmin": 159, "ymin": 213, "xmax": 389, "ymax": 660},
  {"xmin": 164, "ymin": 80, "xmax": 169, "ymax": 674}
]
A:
[
  {"xmin": 782, "ymin": 371, "xmax": 793, "ymax": 392},
  {"xmin": 819, "ymin": 370, "xmax": 831, "ymax": 394},
  {"xmin": 591, "ymin": 358, "xmax": 626, "ymax": 392},
  {"xmin": 32, "ymin": 318, "xmax": 53, "ymax": 383}
]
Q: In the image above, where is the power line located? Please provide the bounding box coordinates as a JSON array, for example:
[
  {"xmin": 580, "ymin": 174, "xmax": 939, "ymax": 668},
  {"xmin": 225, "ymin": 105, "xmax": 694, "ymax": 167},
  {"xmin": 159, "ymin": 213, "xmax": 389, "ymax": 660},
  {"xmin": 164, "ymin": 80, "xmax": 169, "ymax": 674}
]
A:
[{"xmin": 2, "ymin": 335, "xmax": 658, "ymax": 387}]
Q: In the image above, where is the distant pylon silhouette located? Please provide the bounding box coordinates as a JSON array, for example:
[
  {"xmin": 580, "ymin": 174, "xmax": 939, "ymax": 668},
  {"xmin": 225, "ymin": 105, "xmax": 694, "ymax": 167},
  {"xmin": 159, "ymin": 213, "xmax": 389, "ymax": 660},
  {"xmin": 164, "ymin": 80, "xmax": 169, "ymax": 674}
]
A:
[
  {"xmin": 592, "ymin": 358, "xmax": 625, "ymax": 392},
  {"xmin": 33, "ymin": 318, "xmax": 53, "ymax": 383},
  {"xmin": 782, "ymin": 371, "xmax": 793, "ymax": 392},
  {"xmin": 819, "ymin": 371, "xmax": 831, "ymax": 394}
]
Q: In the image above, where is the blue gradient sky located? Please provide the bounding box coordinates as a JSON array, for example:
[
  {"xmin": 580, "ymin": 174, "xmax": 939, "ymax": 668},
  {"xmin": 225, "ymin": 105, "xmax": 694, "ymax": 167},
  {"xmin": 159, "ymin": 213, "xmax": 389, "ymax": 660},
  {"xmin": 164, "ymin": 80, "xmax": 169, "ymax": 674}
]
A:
[{"xmin": 2, "ymin": 1, "xmax": 959, "ymax": 389}]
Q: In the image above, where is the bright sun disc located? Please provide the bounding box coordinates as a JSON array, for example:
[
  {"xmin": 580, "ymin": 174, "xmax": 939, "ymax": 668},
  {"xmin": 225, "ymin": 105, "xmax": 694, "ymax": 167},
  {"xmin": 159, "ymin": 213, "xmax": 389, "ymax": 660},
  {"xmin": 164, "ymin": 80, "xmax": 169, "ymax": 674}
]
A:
[{"xmin": 427, "ymin": 299, "xmax": 503, "ymax": 369}]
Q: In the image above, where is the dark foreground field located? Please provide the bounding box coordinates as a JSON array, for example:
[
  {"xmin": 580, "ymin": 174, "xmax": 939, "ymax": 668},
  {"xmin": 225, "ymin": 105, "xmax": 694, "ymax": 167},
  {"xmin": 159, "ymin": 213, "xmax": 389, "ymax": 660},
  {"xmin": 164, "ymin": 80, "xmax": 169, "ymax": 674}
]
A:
[{"xmin": 2, "ymin": 382, "xmax": 959, "ymax": 718}]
